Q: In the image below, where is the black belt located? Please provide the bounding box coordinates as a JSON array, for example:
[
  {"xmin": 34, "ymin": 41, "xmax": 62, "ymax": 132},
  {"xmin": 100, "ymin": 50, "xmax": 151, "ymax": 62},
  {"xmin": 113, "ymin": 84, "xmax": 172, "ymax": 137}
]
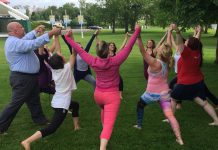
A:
[{"xmin": 11, "ymin": 71, "xmax": 38, "ymax": 76}]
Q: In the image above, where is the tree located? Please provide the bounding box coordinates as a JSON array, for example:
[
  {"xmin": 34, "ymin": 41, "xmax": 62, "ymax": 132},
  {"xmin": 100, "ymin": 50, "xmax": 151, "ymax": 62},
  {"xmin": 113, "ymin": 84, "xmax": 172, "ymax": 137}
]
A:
[
  {"xmin": 106, "ymin": 0, "xmax": 120, "ymax": 32},
  {"xmin": 157, "ymin": 0, "xmax": 218, "ymax": 64},
  {"xmin": 31, "ymin": 12, "xmax": 41, "ymax": 21},
  {"xmin": 58, "ymin": 3, "xmax": 79, "ymax": 24},
  {"xmin": 83, "ymin": 3, "xmax": 103, "ymax": 27},
  {"xmin": 97, "ymin": 0, "xmax": 121, "ymax": 33},
  {"xmin": 23, "ymin": 5, "xmax": 30, "ymax": 17},
  {"xmin": 157, "ymin": 0, "xmax": 205, "ymax": 28}
]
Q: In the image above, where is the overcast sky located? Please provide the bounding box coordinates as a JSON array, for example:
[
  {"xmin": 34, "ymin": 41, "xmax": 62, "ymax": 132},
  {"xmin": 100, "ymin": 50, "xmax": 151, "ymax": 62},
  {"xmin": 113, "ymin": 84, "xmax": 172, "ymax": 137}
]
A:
[{"xmin": 9, "ymin": 0, "xmax": 96, "ymax": 8}]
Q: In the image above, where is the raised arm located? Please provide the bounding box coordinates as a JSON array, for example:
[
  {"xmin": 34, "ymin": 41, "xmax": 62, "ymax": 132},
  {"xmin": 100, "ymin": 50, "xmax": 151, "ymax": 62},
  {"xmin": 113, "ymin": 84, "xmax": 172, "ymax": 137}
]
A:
[
  {"xmin": 84, "ymin": 30, "xmax": 99, "ymax": 52},
  {"xmin": 61, "ymin": 29, "xmax": 74, "ymax": 54},
  {"xmin": 171, "ymin": 24, "xmax": 184, "ymax": 53},
  {"xmin": 65, "ymin": 31, "xmax": 94, "ymax": 66},
  {"xmin": 54, "ymin": 35, "xmax": 62, "ymax": 54},
  {"xmin": 37, "ymin": 26, "xmax": 54, "ymax": 55},
  {"xmin": 95, "ymin": 32, "xmax": 100, "ymax": 44},
  {"xmin": 155, "ymin": 31, "xmax": 168, "ymax": 49},
  {"xmin": 137, "ymin": 35, "xmax": 161, "ymax": 71},
  {"xmin": 166, "ymin": 26, "xmax": 172, "ymax": 47},
  {"xmin": 22, "ymin": 25, "xmax": 45, "ymax": 40},
  {"xmin": 137, "ymin": 35, "xmax": 146, "ymax": 57},
  {"xmin": 118, "ymin": 32, "xmax": 129, "ymax": 51},
  {"xmin": 12, "ymin": 33, "xmax": 50, "ymax": 53},
  {"xmin": 171, "ymin": 34, "xmax": 178, "ymax": 50},
  {"xmin": 47, "ymin": 39, "xmax": 56, "ymax": 54},
  {"xmin": 61, "ymin": 34, "xmax": 73, "ymax": 54},
  {"xmin": 112, "ymin": 25, "xmax": 141, "ymax": 65},
  {"xmin": 69, "ymin": 50, "xmax": 76, "ymax": 68},
  {"xmin": 22, "ymin": 30, "xmax": 37, "ymax": 40}
]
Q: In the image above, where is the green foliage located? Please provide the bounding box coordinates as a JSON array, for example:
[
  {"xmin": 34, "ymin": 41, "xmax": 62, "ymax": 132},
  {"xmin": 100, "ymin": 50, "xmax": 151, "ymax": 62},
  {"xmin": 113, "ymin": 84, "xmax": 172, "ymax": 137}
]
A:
[
  {"xmin": 157, "ymin": 0, "xmax": 218, "ymax": 29},
  {"xmin": 31, "ymin": 12, "xmax": 41, "ymax": 21},
  {"xmin": 31, "ymin": 21, "xmax": 52, "ymax": 30},
  {"xmin": 83, "ymin": 3, "xmax": 103, "ymax": 27},
  {"xmin": 212, "ymin": 0, "xmax": 218, "ymax": 5},
  {"xmin": 58, "ymin": 3, "xmax": 80, "ymax": 22}
]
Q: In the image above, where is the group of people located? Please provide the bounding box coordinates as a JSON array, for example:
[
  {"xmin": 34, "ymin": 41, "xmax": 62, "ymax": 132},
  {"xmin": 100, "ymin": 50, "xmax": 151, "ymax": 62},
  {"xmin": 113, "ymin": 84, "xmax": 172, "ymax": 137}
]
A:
[{"xmin": 0, "ymin": 21, "xmax": 218, "ymax": 150}]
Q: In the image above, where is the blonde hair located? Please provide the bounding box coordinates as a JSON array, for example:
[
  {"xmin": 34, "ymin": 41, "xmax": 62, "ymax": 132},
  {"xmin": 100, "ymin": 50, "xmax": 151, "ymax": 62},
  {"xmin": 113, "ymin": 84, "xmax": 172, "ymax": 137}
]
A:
[{"xmin": 158, "ymin": 43, "xmax": 174, "ymax": 70}]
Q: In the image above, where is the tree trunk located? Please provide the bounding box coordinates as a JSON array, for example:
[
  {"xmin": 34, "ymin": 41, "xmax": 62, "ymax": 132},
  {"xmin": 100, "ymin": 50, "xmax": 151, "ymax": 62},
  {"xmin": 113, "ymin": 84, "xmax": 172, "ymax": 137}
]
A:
[
  {"xmin": 130, "ymin": 17, "xmax": 137, "ymax": 31},
  {"xmin": 124, "ymin": 15, "xmax": 129, "ymax": 33},
  {"xmin": 215, "ymin": 37, "xmax": 218, "ymax": 64},
  {"xmin": 112, "ymin": 19, "xmax": 115, "ymax": 33},
  {"xmin": 204, "ymin": 24, "xmax": 208, "ymax": 34},
  {"xmin": 215, "ymin": 24, "xmax": 218, "ymax": 37},
  {"xmin": 130, "ymin": 22, "xmax": 135, "ymax": 31},
  {"xmin": 145, "ymin": 15, "xmax": 148, "ymax": 29}
]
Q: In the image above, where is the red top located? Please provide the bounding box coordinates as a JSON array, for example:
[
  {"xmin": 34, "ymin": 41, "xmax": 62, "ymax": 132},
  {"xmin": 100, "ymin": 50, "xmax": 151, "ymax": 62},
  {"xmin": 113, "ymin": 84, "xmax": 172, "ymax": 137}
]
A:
[{"xmin": 177, "ymin": 46, "xmax": 204, "ymax": 85}]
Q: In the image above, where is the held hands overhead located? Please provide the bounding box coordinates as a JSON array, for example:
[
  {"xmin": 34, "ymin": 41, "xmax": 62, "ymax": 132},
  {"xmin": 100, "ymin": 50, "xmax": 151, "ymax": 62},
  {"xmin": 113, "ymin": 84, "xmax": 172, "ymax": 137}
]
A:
[
  {"xmin": 35, "ymin": 24, "xmax": 61, "ymax": 37},
  {"xmin": 47, "ymin": 27, "xmax": 62, "ymax": 38}
]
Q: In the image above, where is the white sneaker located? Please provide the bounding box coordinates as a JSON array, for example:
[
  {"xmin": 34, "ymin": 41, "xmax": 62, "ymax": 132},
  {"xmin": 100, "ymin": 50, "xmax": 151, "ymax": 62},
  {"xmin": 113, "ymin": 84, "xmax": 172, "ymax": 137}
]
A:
[
  {"xmin": 133, "ymin": 125, "xmax": 142, "ymax": 130},
  {"xmin": 208, "ymin": 122, "xmax": 218, "ymax": 126},
  {"xmin": 162, "ymin": 119, "xmax": 169, "ymax": 123}
]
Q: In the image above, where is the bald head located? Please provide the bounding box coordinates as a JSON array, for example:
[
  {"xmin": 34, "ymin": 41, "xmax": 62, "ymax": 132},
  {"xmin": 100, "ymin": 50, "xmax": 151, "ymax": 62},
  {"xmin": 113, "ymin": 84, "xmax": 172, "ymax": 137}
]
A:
[
  {"xmin": 7, "ymin": 22, "xmax": 25, "ymax": 38},
  {"xmin": 7, "ymin": 22, "xmax": 19, "ymax": 32}
]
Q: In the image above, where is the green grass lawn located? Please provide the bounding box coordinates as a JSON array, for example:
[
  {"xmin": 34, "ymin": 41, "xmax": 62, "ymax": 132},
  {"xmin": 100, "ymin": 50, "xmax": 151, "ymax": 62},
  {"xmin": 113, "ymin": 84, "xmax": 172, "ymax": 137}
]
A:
[{"xmin": 0, "ymin": 28, "xmax": 218, "ymax": 150}]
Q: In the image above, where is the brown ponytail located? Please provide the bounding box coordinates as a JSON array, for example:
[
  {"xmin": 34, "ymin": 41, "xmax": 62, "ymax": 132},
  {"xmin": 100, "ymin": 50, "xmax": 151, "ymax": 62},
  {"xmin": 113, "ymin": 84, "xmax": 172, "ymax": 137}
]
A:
[{"xmin": 96, "ymin": 41, "xmax": 109, "ymax": 58}]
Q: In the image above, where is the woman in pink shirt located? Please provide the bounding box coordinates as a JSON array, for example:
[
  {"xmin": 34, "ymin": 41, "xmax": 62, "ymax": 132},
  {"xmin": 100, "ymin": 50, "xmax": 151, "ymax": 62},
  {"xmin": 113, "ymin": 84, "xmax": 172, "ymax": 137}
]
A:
[
  {"xmin": 65, "ymin": 25, "xmax": 141, "ymax": 150},
  {"xmin": 134, "ymin": 26, "xmax": 184, "ymax": 145}
]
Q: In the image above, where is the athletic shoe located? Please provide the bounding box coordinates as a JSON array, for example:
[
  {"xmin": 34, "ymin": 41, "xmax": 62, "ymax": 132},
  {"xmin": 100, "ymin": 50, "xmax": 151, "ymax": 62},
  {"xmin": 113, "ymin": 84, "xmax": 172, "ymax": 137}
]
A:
[
  {"xmin": 133, "ymin": 125, "xmax": 142, "ymax": 130},
  {"xmin": 162, "ymin": 119, "xmax": 169, "ymax": 123},
  {"xmin": 0, "ymin": 130, "xmax": 8, "ymax": 135}
]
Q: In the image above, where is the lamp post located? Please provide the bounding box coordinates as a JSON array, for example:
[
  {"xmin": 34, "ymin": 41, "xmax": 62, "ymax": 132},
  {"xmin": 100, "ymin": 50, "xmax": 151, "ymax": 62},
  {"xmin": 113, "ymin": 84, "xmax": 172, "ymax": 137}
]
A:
[
  {"xmin": 79, "ymin": 6, "xmax": 84, "ymax": 38},
  {"xmin": 49, "ymin": 10, "xmax": 55, "ymax": 27},
  {"xmin": 63, "ymin": 9, "xmax": 69, "ymax": 28}
]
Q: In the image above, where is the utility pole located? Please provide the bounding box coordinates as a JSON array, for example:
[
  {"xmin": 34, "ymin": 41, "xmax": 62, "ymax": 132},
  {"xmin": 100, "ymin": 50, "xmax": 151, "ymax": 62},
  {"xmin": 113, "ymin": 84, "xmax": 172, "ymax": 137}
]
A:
[{"xmin": 79, "ymin": 8, "xmax": 84, "ymax": 38}]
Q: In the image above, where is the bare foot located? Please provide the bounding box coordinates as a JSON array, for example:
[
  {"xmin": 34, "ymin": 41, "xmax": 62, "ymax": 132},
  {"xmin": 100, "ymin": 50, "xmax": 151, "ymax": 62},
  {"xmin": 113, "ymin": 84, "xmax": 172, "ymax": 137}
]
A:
[
  {"xmin": 74, "ymin": 126, "xmax": 81, "ymax": 131},
  {"xmin": 176, "ymin": 138, "xmax": 184, "ymax": 145},
  {"xmin": 21, "ymin": 141, "xmax": 31, "ymax": 150},
  {"xmin": 176, "ymin": 104, "xmax": 182, "ymax": 110}
]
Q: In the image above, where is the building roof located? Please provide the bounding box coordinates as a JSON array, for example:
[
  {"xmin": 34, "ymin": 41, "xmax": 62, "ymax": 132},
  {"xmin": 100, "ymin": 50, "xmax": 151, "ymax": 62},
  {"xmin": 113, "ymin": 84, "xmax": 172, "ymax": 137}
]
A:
[{"xmin": 0, "ymin": 1, "xmax": 29, "ymax": 20}]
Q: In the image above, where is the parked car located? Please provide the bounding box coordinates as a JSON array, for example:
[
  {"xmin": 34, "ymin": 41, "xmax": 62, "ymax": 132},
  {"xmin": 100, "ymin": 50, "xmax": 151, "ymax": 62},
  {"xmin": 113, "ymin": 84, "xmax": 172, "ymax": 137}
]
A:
[{"xmin": 88, "ymin": 26, "xmax": 103, "ymax": 29}]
